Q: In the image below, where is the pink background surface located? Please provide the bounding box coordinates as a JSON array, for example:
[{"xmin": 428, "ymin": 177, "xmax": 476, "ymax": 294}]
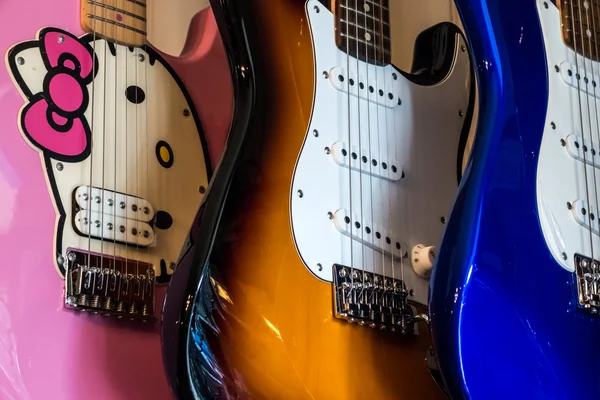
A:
[{"xmin": 0, "ymin": 1, "xmax": 232, "ymax": 399}]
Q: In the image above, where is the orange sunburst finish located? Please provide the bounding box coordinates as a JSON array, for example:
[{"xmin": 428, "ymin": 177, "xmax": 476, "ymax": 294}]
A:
[{"xmin": 168, "ymin": 1, "xmax": 447, "ymax": 398}]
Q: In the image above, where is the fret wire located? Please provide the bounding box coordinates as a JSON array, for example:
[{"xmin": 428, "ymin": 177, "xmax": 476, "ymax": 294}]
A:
[
  {"xmin": 87, "ymin": 0, "xmax": 146, "ymax": 22},
  {"xmin": 340, "ymin": 21, "xmax": 389, "ymax": 40},
  {"xmin": 340, "ymin": 32, "xmax": 391, "ymax": 51},
  {"xmin": 125, "ymin": 0, "xmax": 146, "ymax": 7},
  {"xmin": 86, "ymin": 14, "xmax": 147, "ymax": 35}
]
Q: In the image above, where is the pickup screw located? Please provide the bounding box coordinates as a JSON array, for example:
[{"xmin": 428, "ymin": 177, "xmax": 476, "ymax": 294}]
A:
[
  {"xmin": 297, "ymin": 189, "xmax": 304, "ymax": 198},
  {"xmin": 82, "ymin": 193, "xmax": 89, "ymax": 201},
  {"xmin": 56, "ymin": 162, "xmax": 64, "ymax": 171},
  {"xmin": 119, "ymin": 201, "xmax": 126, "ymax": 209},
  {"xmin": 138, "ymin": 54, "xmax": 145, "ymax": 62},
  {"xmin": 107, "ymin": 222, "xmax": 113, "ymax": 230},
  {"xmin": 143, "ymin": 207, "xmax": 150, "ymax": 214},
  {"xmin": 16, "ymin": 57, "xmax": 24, "ymax": 65},
  {"xmin": 83, "ymin": 217, "xmax": 88, "ymax": 225},
  {"xmin": 107, "ymin": 198, "xmax": 114, "ymax": 206},
  {"xmin": 339, "ymin": 268, "xmax": 348, "ymax": 278},
  {"xmin": 95, "ymin": 196, "xmax": 101, "ymax": 204},
  {"xmin": 67, "ymin": 252, "xmax": 76, "ymax": 262}
]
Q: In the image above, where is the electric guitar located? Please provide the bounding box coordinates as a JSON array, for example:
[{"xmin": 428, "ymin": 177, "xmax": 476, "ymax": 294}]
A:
[
  {"xmin": 429, "ymin": 0, "xmax": 600, "ymax": 398},
  {"xmin": 162, "ymin": 0, "xmax": 475, "ymax": 398},
  {"xmin": 0, "ymin": 1, "xmax": 232, "ymax": 398}
]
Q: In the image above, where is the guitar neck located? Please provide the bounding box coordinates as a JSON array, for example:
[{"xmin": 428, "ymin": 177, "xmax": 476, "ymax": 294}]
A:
[
  {"xmin": 334, "ymin": 0, "xmax": 391, "ymax": 66},
  {"xmin": 80, "ymin": 0, "xmax": 147, "ymax": 46}
]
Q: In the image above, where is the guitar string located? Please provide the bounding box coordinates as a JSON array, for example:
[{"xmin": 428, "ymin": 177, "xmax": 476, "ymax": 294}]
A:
[
  {"xmin": 570, "ymin": 0, "xmax": 596, "ymax": 272},
  {"xmin": 111, "ymin": 0, "xmax": 119, "ymax": 300},
  {"xmin": 362, "ymin": 0, "xmax": 377, "ymax": 305},
  {"xmin": 86, "ymin": 2, "xmax": 98, "ymax": 298},
  {"xmin": 100, "ymin": 0, "xmax": 109, "ymax": 298},
  {"xmin": 345, "ymin": 0, "xmax": 355, "ymax": 300},
  {"xmin": 123, "ymin": 0, "xmax": 130, "ymax": 306},
  {"xmin": 143, "ymin": 19, "xmax": 151, "ymax": 301},
  {"xmin": 587, "ymin": 0, "xmax": 600, "ymax": 293},
  {"xmin": 351, "ymin": 0, "xmax": 367, "ymax": 309},
  {"xmin": 135, "ymin": 16, "xmax": 141, "ymax": 297}
]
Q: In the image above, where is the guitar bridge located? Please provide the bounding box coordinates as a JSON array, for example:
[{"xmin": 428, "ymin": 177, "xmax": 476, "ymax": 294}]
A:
[
  {"xmin": 64, "ymin": 249, "xmax": 156, "ymax": 322},
  {"xmin": 575, "ymin": 253, "xmax": 600, "ymax": 314},
  {"xmin": 332, "ymin": 264, "xmax": 416, "ymax": 333}
]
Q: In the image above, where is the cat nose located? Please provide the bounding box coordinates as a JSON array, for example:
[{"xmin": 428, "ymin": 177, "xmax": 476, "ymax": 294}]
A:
[{"xmin": 155, "ymin": 210, "xmax": 173, "ymax": 230}]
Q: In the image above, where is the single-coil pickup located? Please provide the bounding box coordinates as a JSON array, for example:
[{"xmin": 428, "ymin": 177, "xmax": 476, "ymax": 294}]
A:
[
  {"xmin": 74, "ymin": 210, "xmax": 155, "ymax": 247},
  {"xmin": 330, "ymin": 141, "xmax": 404, "ymax": 182},
  {"xmin": 75, "ymin": 186, "xmax": 155, "ymax": 223},
  {"xmin": 328, "ymin": 66, "xmax": 400, "ymax": 108},
  {"xmin": 571, "ymin": 199, "xmax": 600, "ymax": 237},
  {"xmin": 332, "ymin": 209, "xmax": 406, "ymax": 259},
  {"xmin": 565, "ymin": 134, "xmax": 600, "ymax": 168},
  {"xmin": 559, "ymin": 61, "xmax": 600, "ymax": 99}
]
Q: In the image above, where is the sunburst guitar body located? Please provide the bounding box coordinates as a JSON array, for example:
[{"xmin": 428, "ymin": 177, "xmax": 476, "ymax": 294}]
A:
[
  {"xmin": 0, "ymin": 0, "xmax": 232, "ymax": 398},
  {"xmin": 162, "ymin": 0, "xmax": 475, "ymax": 398}
]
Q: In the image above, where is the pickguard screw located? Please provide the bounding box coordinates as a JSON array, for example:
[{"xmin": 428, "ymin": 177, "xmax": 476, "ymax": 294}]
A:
[
  {"xmin": 323, "ymin": 71, "xmax": 329, "ymax": 79},
  {"xmin": 551, "ymin": 122, "xmax": 556, "ymax": 129},
  {"xmin": 544, "ymin": 1, "xmax": 549, "ymax": 8},
  {"xmin": 560, "ymin": 138, "xmax": 566, "ymax": 146},
  {"xmin": 183, "ymin": 109, "xmax": 190, "ymax": 117},
  {"xmin": 16, "ymin": 57, "xmax": 24, "ymax": 65},
  {"xmin": 392, "ymin": 72, "xmax": 397, "ymax": 80},
  {"xmin": 170, "ymin": 262, "xmax": 176, "ymax": 271},
  {"xmin": 138, "ymin": 54, "xmax": 145, "ymax": 62},
  {"xmin": 324, "ymin": 146, "xmax": 330, "ymax": 154},
  {"xmin": 199, "ymin": 186, "xmax": 206, "ymax": 194},
  {"xmin": 327, "ymin": 211, "xmax": 333, "ymax": 219},
  {"xmin": 562, "ymin": 252, "xmax": 568, "ymax": 260},
  {"xmin": 317, "ymin": 263, "xmax": 323, "ymax": 271},
  {"xmin": 314, "ymin": 5, "xmax": 320, "ymax": 12},
  {"xmin": 458, "ymin": 110, "xmax": 464, "ymax": 117},
  {"xmin": 58, "ymin": 35, "xmax": 65, "ymax": 43},
  {"xmin": 567, "ymin": 202, "xmax": 573, "ymax": 210},
  {"xmin": 297, "ymin": 189, "xmax": 304, "ymax": 198},
  {"xmin": 57, "ymin": 255, "xmax": 65, "ymax": 265},
  {"xmin": 554, "ymin": 65, "xmax": 560, "ymax": 73},
  {"xmin": 56, "ymin": 162, "xmax": 64, "ymax": 171},
  {"xmin": 441, "ymin": 216, "xmax": 446, "ymax": 224},
  {"xmin": 313, "ymin": 129, "xmax": 319, "ymax": 137},
  {"xmin": 461, "ymin": 45, "xmax": 466, "ymax": 52},
  {"xmin": 409, "ymin": 289, "xmax": 415, "ymax": 297}
]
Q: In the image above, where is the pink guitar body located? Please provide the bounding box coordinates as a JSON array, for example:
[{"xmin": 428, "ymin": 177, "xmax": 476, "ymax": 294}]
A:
[{"xmin": 0, "ymin": 1, "xmax": 232, "ymax": 399}]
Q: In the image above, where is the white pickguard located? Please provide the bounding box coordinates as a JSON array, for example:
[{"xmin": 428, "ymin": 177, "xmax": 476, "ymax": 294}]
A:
[
  {"xmin": 9, "ymin": 34, "xmax": 208, "ymax": 279},
  {"xmin": 291, "ymin": 0, "xmax": 472, "ymax": 306},
  {"xmin": 536, "ymin": 0, "xmax": 600, "ymax": 271}
]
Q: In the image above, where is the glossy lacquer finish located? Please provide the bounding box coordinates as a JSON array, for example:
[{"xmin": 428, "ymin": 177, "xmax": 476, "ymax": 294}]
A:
[
  {"xmin": 0, "ymin": 1, "xmax": 232, "ymax": 399},
  {"xmin": 428, "ymin": 0, "xmax": 600, "ymax": 398},
  {"xmin": 162, "ymin": 0, "xmax": 447, "ymax": 399}
]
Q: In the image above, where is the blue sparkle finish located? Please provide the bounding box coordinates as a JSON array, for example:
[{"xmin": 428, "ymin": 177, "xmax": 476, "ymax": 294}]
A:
[{"xmin": 428, "ymin": 0, "xmax": 600, "ymax": 398}]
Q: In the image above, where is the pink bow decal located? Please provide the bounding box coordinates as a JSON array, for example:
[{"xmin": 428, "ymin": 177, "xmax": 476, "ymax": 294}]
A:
[{"xmin": 19, "ymin": 28, "xmax": 97, "ymax": 161}]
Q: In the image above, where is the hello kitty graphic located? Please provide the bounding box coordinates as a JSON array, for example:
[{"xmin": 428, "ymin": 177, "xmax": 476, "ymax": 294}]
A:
[{"xmin": 6, "ymin": 27, "xmax": 209, "ymax": 279}]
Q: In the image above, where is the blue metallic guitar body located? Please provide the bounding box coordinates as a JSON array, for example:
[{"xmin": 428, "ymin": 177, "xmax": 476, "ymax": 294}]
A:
[{"xmin": 429, "ymin": 0, "xmax": 600, "ymax": 398}]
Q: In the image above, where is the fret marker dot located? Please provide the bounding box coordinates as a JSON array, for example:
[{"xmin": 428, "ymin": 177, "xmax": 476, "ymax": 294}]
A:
[
  {"xmin": 116, "ymin": 13, "xmax": 123, "ymax": 22},
  {"xmin": 585, "ymin": 1, "xmax": 589, "ymax": 9},
  {"xmin": 365, "ymin": 32, "xmax": 372, "ymax": 42},
  {"xmin": 364, "ymin": 3, "xmax": 371, "ymax": 12},
  {"xmin": 587, "ymin": 29, "xmax": 592, "ymax": 38}
]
